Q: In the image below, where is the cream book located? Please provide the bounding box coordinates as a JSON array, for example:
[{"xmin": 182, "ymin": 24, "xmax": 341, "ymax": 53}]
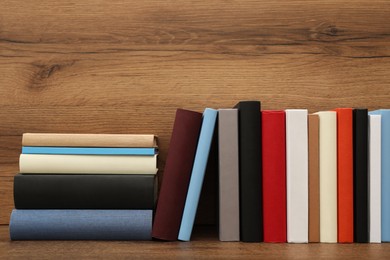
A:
[
  {"xmin": 315, "ymin": 111, "xmax": 337, "ymax": 243},
  {"xmin": 19, "ymin": 154, "xmax": 157, "ymax": 174},
  {"xmin": 285, "ymin": 109, "xmax": 308, "ymax": 243},
  {"xmin": 22, "ymin": 133, "xmax": 158, "ymax": 148},
  {"xmin": 369, "ymin": 114, "xmax": 381, "ymax": 243}
]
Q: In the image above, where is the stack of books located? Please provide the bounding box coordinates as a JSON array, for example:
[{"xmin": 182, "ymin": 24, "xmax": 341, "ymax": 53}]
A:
[
  {"xmin": 10, "ymin": 133, "xmax": 158, "ymax": 240},
  {"xmin": 152, "ymin": 103, "xmax": 390, "ymax": 244}
]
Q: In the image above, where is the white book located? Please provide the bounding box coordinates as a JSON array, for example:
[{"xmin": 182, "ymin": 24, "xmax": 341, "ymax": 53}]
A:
[
  {"xmin": 19, "ymin": 154, "xmax": 158, "ymax": 174},
  {"xmin": 369, "ymin": 114, "xmax": 382, "ymax": 243},
  {"xmin": 285, "ymin": 109, "xmax": 308, "ymax": 243},
  {"xmin": 315, "ymin": 111, "xmax": 337, "ymax": 243}
]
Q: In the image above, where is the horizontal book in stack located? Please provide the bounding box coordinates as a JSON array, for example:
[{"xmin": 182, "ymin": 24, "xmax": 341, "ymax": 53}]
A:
[
  {"xmin": 10, "ymin": 133, "xmax": 158, "ymax": 240},
  {"xmin": 152, "ymin": 104, "xmax": 390, "ymax": 244}
]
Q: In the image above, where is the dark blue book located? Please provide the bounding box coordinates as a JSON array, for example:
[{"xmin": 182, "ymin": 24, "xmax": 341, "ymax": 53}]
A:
[{"xmin": 10, "ymin": 209, "xmax": 152, "ymax": 240}]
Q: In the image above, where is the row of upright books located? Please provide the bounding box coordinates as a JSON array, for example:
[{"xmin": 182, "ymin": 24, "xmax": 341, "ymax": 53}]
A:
[
  {"xmin": 10, "ymin": 134, "xmax": 158, "ymax": 240},
  {"xmin": 152, "ymin": 102, "xmax": 390, "ymax": 243}
]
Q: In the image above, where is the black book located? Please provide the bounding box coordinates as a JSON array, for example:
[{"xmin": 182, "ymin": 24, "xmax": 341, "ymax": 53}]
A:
[
  {"xmin": 14, "ymin": 174, "xmax": 157, "ymax": 209},
  {"xmin": 353, "ymin": 109, "xmax": 369, "ymax": 243},
  {"xmin": 234, "ymin": 101, "xmax": 263, "ymax": 242}
]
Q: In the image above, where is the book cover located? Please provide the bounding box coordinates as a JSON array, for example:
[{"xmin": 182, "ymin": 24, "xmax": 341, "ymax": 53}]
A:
[
  {"xmin": 368, "ymin": 114, "xmax": 381, "ymax": 243},
  {"xmin": 315, "ymin": 111, "xmax": 337, "ymax": 243},
  {"xmin": 353, "ymin": 109, "xmax": 369, "ymax": 243},
  {"xmin": 152, "ymin": 109, "xmax": 203, "ymax": 241},
  {"xmin": 218, "ymin": 109, "xmax": 239, "ymax": 241},
  {"xmin": 262, "ymin": 110, "xmax": 286, "ymax": 243},
  {"xmin": 178, "ymin": 108, "xmax": 218, "ymax": 241},
  {"xmin": 235, "ymin": 101, "xmax": 263, "ymax": 242},
  {"xmin": 22, "ymin": 133, "xmax": 157, "ymax": 148},
  {"xmin": 308, "ymin": 114, "xmax": 320, "ymax": 243},
  {"xmin": 369, "ymin": 110, "xmax": 390, "ymax": 242},
  {"xmin": 335, "ymin": 108, "xmax": 354, "ymax": 243},
  {"xmin": 14, "ymin": 174, "xmax": 157, "ymax": 209},
  {"xmin": 22, "ymin": 147, "xmax": 156, "ymax": 155},
  {"xmin": 19, "ymin": 154, "xmax": 157, "ymax": 174},
  {"xmin": 285, "ymin": 109, "xmax": 308, "ymax": 243},
  {"xmin": 10, "ymin": 209, "xmax": 152, "ymax": 240}
]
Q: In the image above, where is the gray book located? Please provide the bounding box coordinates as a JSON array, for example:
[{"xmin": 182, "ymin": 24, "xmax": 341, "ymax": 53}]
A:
[{"xmin": 218, "ymin": 109, "xmax": 240, "ymax": 241}]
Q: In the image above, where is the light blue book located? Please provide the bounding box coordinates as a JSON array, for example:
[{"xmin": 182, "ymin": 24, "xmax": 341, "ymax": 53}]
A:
[
  {"xmin": 178, "ymin": 108, "xmax": 218, "ymax": 241},
  {"xmin": 369, "ymin": 109, "xmax": 390, "ymax": 242},
  {"xmin": 22, "ymin": 146, "xmax": 156, "ymax": 155},
  {"xmin": 10, "ymin": 209, "xmax": 152, "ymax": 240}
]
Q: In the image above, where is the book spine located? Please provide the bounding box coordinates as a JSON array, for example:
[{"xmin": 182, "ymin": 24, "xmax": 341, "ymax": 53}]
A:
[
  {"xmin": 152, "ymin": 109, "xmax": 203, "ymax": 241},
  {"xmin": 368, "ymin": 114, "xmax": 381, "ymax": 243},
  {"xmin": 14, "ymin": 174, "xmax": 157, "ymax": 209},
  {"xmin": 353, "ymin": 109, "xmax": 369, "ymax": 243},
  {"xmin": 19, "ymin": 154, "xmax": 157, "ymax": 174},
  {"xmin": 10, "ymin": 209, "xmax": 152, "ymax": 240},
  {"xmin": 22, "ymin": 133, "xmax": 157, "ymax": 147},
  {"xmin": 235, "ymin": 101, "xmax": 263, "ymax": 242},
  {"xmin": 22, "ymin": 147, "xmax": 156, "ymax": 155},
  {"xmin": 178, "ymin": 108, "xmax": 218, "ymax": 241},
  {"xmin": 262, "ymin": 111, "xmax": 286, "ymax": 243},
  {"xmin": 317, "ymin": 111, "xmax": 338, "ymax": 243},
  {"xmin": 308, "ymin": 114, "xmax": 320, "ymax": 243},
  {"xmin": 218, "ymin": 109, "xmax": 240, "ymax": 241},
  {"xmin": 335, "ymin": 108, "xmax": 354, "ymax": 243},
  {"xmin": 285, "ymin": 109, "xmax": 308, "ymax": 243}
]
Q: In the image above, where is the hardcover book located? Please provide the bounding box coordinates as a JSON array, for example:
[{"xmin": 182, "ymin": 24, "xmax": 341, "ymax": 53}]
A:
[
  {"xmin": 315, "ymin": 111, "xmax": 337, "ymax": 243},
  {"xmin": 285, "ymin": 109, "xmax": 308, "ymax": 243},
  {"xmin": 308, "ymin": 114, "xmax": 320, "ymax": 243},
  {"xmin": 353, "ymin": 109, "xmax": 369, "ymax": 243},
  {"xmin": 178, "ymin": 108, "xmax": 218, "ymax": 241},
  {"xmin": 22, "ymin": 147, "xmax": 156, "ymax": 155},
  {"xmin": 262, "ymin": 110, "xmax": 286, "ymax": 243},
  {"xmin": 152, "ymin": 109, "xmax": 203, "ymax": 241},
  {"xmin": 235, "ymin": 101, "xmax": 263, "ymax": 242},
  {"xmin": 218, "ymin": 109, "xmax": 240, "ymax": 241},
  {"xmin": 335, "ymin": 108, "xmax": 354, "ymax": 243}
]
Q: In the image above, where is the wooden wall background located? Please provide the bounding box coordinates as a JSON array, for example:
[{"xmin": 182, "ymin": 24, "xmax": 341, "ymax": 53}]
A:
[{"xmin": 0, "ymin": 0, "xmax": 389, "ymax": 224}]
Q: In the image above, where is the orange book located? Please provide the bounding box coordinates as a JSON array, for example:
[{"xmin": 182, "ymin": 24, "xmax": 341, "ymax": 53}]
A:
[{"xmin": 335, "ymin": 108, "xmax": 354, "ymax": 242}]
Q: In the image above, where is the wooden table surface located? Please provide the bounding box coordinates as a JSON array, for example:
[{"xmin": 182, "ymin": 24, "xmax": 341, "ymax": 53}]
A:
[
  {"xmin": 0, "ymin": 225, "xmax": 389, "ymax": 259},
  {"xmin": 0, "ymin": 0, "xmax": 390, "ymax": 257}
]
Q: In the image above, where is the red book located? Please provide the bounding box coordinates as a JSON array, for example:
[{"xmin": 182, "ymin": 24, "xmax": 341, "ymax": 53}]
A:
[
  {"xmin": 262, "ymin": 111, "xmax": 287, "ymax": 242},
  {"xmin": 152, "ymin": 109, "xmax": 203, "ymax": 241},
  {"xmin": 335, "ymin": 108, "xmax": 354, "ymax": 243}
]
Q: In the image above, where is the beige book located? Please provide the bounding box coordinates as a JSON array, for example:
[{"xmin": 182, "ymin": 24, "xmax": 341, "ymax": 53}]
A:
[
  {"xmin": 22, "ymin": 133, "xmax": 158, "ymax": 148},
  {"xmin": 20, "ymin": 154, "xmax": 157, "ymax": 174},
  {"xmin": 314, "ymin": 111, "xmax": 337, "ymax": 243}
]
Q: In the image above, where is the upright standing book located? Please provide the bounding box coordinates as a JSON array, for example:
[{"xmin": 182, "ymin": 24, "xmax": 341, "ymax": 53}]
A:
[
  {"xmin": 285, "ymin": 109, "xmax": 308, "ymax": 243},
  {"xmin": 353, "ymin": 109, "xmax": 368, "ymax": 243},
  {"xmin": 335, "ymin": 108, "xmax": 354, "ymax": 243},
  {"xmin": 368, "ymin": 114, "xmax": 381, "ymax": 243},
  {"xmin": 262, "ymin": 111, "xmax": 286, "ymax": 243},
  {"xmin": 315, "ymin": 111, "xmax": 337, "ymax": 243},
  {"xmin": 152, "ymin": 109, "xmax": 203, "ymax": 241},
  {"xmin": 178, "ymin": 108, "xmax": 218, "ymax": 241},
  {"xmin": 235, "ymin": 101, "xmax": 263, "ymax": 242},
  {"xmin": 369, "ymin": 109, "xmax": 389, "ymax": 242},
  {"xmin": 308, "ymin": 114, "xmax": 320, "ymax": 243},
  {"xmin": 218, "ymin": 109, "xmax": 240, "ymax": 241}
]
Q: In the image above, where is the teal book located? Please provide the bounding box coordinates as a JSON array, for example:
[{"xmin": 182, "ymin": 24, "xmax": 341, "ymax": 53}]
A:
[
  {"xmin": 369, "ymin": 109, "xmax": 390, "ymax": 242},
  {"xmin": 178, "ymin": 108, "xmax": 218, "ymax": 241}
]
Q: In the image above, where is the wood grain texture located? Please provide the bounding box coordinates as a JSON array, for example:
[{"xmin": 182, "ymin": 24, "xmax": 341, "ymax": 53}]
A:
[
  {"xmin": 1, "ymin": 226, "xmax": 390, "ymax": 259},
  {"xmin": 1, "ymin": 0, "xmax": 390, "ymax": 225}
]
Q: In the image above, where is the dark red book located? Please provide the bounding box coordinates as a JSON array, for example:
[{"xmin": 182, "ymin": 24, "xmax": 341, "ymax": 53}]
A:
[
  {"xmin": 152, "ymin": 109, "xmax": 203, "ymax": 241},
  {"xmin": 262, "ymin": 110, "xmax": 287, "ymax": 242}
]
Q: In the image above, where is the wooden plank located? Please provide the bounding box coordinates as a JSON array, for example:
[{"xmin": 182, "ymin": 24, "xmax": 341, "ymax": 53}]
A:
[
  {"xmin": 1, "ymin": 226, "xmax": 390, "ymax": 259},
  {"xmin": 0, "ymin": 178, "xmax": 14, "ymax": 225}
]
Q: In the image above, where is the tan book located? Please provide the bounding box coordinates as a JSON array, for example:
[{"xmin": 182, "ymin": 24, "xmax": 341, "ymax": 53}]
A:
[
  {"xmin": 22, "ymin": 133, "xmax": 158, "ymax": 148},
  {"xmin": 308, "ymin": 114, "xmax": 320, "ymax": 243}
]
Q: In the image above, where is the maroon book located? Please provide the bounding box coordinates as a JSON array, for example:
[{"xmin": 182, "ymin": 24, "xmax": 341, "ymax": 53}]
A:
[{"xmin": 152, "ymin": 108, "xmax": 203, "ymax": 240}]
